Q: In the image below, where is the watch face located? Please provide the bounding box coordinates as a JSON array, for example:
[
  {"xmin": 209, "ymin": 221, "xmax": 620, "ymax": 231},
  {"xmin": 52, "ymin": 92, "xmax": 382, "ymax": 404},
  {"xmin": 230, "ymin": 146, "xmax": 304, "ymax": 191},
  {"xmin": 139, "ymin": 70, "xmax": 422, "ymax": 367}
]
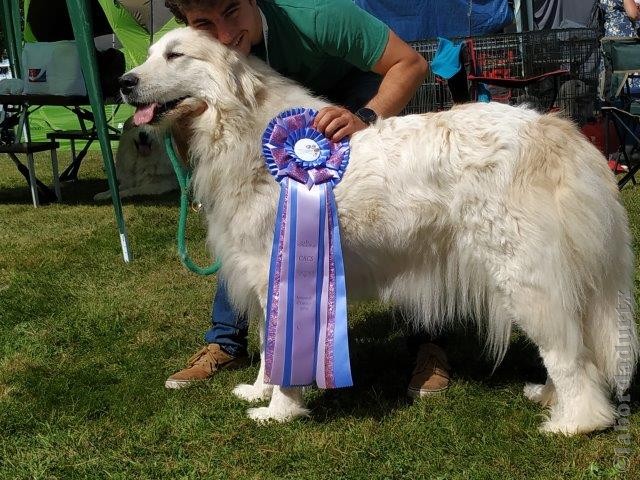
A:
[{"xmin": 357, "ymin": 107, "xmax": 377, "ymax": 124}]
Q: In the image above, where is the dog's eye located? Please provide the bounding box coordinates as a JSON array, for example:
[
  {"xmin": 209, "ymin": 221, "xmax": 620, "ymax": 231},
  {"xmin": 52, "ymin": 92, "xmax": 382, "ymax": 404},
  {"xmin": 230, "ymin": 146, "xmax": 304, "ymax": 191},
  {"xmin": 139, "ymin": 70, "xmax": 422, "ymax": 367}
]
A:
[{"xmin": 166, "ymin": 52, "xmax": 184, "ymax": 61}]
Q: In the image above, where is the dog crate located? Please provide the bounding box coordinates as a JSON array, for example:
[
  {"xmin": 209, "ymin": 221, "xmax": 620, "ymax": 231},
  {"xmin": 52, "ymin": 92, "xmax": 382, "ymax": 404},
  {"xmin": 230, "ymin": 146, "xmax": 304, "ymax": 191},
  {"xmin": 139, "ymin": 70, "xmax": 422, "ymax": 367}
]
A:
[{"xmin": 405, "ymin": 28, "xmax": 600, "ymax": 125}]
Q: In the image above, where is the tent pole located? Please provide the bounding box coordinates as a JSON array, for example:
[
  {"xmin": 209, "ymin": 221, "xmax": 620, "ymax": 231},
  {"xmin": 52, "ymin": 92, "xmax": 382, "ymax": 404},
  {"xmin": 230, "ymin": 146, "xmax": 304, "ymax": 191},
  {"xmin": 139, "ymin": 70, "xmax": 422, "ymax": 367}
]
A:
[
  {"xmin": 0, "ymin": 0, "xmax": 21, "ymax": 78},
  {"xmin": 9, "ymin": 0, "xmax": 22, "ymax": 68},
  {"xmin": 150, "ymin": 0, "xmax": 154, "ymax": 45},
  {"xmin": 65, "ymin": 0, "xmax": 133, "ymax": 263}
]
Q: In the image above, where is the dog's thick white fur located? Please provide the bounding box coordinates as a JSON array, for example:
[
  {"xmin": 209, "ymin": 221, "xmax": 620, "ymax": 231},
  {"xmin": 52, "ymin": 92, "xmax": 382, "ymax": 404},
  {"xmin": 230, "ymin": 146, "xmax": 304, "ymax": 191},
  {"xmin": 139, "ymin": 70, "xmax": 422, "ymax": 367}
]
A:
[
  {"xmin": 124, "ymin": 28, "xmax": 638, "ymax": 433},
  {"xmin": 94, "ymin": 118, "xmax": 178, "ymax": 201}
]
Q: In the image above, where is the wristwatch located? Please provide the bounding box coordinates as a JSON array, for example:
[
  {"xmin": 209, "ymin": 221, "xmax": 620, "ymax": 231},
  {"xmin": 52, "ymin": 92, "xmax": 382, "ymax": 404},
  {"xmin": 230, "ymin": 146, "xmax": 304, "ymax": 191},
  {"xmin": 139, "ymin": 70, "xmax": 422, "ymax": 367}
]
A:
[{"xmin": 355, "ymin": 107, "xmax": 378, "ymax": 125}]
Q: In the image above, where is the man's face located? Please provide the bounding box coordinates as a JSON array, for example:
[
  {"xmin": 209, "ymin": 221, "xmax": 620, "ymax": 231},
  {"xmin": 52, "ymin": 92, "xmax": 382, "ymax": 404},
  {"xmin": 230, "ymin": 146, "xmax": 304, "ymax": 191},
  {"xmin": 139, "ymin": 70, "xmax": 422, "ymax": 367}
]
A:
[{"xmin": 184, "ymin": 0, "xmax": 262, "ymax": 56}]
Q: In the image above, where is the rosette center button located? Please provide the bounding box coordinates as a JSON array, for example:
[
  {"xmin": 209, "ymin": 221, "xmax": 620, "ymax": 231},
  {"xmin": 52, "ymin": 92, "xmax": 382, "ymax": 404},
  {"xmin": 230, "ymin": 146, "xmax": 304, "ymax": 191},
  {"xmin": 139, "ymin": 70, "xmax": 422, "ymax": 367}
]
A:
[{"xmin": 294, "ymin": 138, "xmax": 321, "ymax": 163}]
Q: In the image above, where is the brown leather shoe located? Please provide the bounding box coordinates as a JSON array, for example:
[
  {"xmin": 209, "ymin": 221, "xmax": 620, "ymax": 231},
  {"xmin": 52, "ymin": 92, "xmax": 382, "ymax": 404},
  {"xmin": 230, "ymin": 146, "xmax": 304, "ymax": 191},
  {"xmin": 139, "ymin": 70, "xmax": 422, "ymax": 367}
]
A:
[
  {"xmin": 407, "ymin": 342, "xmax": 451, "ymax": 399},
  {"xmin": 164, "ymin": 343, "xmax": 248, "ymax": 389}
]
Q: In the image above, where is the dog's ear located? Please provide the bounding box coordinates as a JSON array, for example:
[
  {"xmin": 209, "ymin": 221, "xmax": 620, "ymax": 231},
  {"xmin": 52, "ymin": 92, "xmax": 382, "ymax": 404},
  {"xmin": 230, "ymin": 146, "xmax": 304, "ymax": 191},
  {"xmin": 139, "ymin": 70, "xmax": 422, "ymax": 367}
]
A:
[
  {"xmin": 170, "ymin": 122, "xmax": 195, "ymax": 167},
  {"xmin": 229, "ymin": 61, "xmax": 264, "ymax": 110}
]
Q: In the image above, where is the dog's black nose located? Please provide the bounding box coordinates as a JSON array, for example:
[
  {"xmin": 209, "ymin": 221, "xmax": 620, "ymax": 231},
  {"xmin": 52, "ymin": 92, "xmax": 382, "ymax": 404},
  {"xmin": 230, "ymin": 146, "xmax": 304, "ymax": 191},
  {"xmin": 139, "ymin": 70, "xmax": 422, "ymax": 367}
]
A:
[{"xmin": 119, "ymin": 73, "xmax": 139, "ymax": 95}]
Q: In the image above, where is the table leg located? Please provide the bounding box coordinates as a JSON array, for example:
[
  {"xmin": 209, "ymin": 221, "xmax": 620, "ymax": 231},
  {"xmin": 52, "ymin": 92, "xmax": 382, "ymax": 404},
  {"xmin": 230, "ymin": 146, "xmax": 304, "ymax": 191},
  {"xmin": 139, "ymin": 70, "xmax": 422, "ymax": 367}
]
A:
[
  {"xmin": 8, "ymin": 153, "xmax": 57, "ymax": 204},
  {"xmin": 59, "ymin": 138, "xmax": 93, "ymax": 181},
  {"xmin": 51, "ymin": 146, "xmax": 61, "ymax": 201},
  {"xmin": 26, "ymin": 152, "xmax": 40, "ymax": 208}
]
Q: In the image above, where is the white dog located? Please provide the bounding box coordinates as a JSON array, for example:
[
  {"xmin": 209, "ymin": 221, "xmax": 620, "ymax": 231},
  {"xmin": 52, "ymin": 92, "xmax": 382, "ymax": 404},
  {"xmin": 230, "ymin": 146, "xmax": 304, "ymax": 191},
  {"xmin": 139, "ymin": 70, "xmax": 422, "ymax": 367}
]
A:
[
  {"xmin": 94, "ymin": 117, "xmax": 178, "ymax": 201},
  {"xmin": 121, "ymin": 28, "xmax": 638, "ymax": 434}
]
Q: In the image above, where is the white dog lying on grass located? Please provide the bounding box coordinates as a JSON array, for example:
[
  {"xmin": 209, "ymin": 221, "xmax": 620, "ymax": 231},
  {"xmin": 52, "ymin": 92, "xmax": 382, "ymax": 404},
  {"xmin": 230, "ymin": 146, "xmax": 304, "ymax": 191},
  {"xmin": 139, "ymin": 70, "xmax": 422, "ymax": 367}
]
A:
[
  {"xmin": 94, "ymin": 117, "xmax": 178, "ymax": 201},
  {"xmin": 120, "ymin": 28, "xmax": 637, "ymax": 434}
]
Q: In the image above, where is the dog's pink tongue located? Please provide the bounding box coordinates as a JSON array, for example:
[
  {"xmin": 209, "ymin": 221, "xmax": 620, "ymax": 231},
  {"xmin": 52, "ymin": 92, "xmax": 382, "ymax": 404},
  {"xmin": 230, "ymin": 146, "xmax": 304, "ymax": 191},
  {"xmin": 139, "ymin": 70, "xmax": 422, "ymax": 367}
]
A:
[{"xmin": 133, "ymin": 103, "xmax": 158, "ymax": 126}]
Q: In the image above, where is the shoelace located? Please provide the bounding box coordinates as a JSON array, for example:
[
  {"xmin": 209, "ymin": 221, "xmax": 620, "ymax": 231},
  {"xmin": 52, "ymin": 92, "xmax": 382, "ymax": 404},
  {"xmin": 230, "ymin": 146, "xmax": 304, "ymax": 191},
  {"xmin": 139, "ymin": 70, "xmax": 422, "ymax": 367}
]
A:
[
  {"xmin": 187, "ymin": 346, "xmax": 216, "ymax": 368},
  {"xmin": 414, "ymin": 347, "xmax": 451, "ymax": 378}
]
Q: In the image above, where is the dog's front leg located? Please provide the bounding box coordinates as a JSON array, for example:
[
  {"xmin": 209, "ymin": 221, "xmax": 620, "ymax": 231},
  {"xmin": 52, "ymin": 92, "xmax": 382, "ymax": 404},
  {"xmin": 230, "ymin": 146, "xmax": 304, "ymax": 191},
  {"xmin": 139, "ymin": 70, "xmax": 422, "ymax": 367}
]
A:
[
  {"xmin": 232, "ymin": 294, "xmax": 273, "ymax": 402},
  {"xmin": 232, "ymin": 283, "xmax": 308, "ymax": 422},
  {"xmin": 247, "ymin": 386, "xmax": 309, "ymax": 423},
  {"xmin": 232, "ymin": 328, "xmax": 273, "ymax": 402}
]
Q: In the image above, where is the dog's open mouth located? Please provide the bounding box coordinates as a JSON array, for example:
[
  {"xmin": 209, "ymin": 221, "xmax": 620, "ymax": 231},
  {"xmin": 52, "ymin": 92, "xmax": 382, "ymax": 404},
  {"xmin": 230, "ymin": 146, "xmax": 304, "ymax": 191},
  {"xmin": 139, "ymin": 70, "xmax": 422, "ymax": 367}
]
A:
[{"xmin": 133, "ymin": 97, "xmax": 187, "ymax": 126}]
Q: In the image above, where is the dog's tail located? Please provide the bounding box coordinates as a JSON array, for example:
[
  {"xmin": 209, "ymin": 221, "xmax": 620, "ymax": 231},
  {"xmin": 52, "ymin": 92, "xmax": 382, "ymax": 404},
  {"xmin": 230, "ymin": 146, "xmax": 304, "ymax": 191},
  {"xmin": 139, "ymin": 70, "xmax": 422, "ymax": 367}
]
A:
[
  {"xmin": 557, "ymin": 126, "xmax": 639, "ymax": 395},
  {"xmin": 536, "ymin": 112, "xmax": 639, "ymax": 395},
  {"xmin": 583, "ymin": 212, "xmax": 638, "ymax": 395}
]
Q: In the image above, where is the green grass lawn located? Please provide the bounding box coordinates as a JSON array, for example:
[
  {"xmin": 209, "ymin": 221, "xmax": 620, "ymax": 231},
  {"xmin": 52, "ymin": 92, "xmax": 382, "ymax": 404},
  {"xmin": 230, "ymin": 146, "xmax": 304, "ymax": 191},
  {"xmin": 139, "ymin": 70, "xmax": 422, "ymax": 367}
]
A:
[{"xmin": 0, "ymin": 152, "xmax": 638, "ymax": 479}]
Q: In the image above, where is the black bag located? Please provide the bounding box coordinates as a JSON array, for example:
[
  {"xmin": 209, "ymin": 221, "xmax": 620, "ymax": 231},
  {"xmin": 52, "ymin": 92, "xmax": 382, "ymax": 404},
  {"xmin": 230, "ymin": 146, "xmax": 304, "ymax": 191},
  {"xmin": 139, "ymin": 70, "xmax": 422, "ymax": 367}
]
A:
[{"xmin": 96, "ymin": 48, "xmax": 126, "ymax": 98}]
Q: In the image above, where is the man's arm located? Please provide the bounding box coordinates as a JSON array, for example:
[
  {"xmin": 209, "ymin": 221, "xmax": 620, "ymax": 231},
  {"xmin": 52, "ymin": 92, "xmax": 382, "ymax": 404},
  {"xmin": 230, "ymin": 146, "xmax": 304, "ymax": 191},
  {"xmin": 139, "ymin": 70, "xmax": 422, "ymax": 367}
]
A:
[
  {"xmin": 314, "ymin": 31, "xmax": 427, "ymax": 142},
  {"xmin": 367, "ymin": 31, "xmax": 429, "ymax": 117},
  {"xmin": 624, "ymin": 0, "xmax": 640, "ymax": 20}
]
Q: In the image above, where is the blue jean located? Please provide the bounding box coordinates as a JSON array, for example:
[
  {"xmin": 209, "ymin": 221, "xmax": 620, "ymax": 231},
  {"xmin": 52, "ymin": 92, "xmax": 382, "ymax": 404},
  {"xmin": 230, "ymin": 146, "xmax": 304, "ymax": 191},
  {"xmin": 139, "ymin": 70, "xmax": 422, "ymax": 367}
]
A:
[
  {"xmin": 204, "ymin": 281, "xmax": 249, "ymax": 357},
  {"xmin": 204, "ymin": 68, "xmax": 382, "ymax": 357}
]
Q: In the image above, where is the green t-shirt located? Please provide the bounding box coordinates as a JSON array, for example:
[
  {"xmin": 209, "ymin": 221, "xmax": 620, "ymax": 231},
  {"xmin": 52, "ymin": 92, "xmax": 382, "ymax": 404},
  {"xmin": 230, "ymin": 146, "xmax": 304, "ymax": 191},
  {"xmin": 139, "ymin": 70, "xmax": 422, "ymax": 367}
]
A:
[{"xmin": 254, "ymin": 0, "xmax": 389, "ymax": 95}]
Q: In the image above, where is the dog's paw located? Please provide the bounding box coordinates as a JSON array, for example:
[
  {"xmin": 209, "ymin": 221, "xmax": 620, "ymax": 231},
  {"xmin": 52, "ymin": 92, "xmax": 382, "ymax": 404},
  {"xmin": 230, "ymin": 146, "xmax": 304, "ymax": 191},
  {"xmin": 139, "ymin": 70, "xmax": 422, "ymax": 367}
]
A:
[
  {"xmin": 524, "ymin": 382, "xmax": 556, "ymax": 407},
  {"xmin": 233, "ymin": 383, "xmax": 273, "ymax": 403},
  {"xmin": 538, "ymin": 417, "xmax": 607, "ymax": 436},
  {"xmin": 93, "ymin": 191, "xmax": 111, "ymax": 201},
  {"xmin": 538, "ymin": 400, "xmax": 615, "ymax": 435},
  {"xmin": 523, "ymin": 383, "xmax": 546, "ymax": 402},
  {"xmin": 538, "ymin": 418, "xmax": 579, "ymax": 435},
  {"xmin": 246, "ymin": 405, "xmax": 309, "ymax": 424}
]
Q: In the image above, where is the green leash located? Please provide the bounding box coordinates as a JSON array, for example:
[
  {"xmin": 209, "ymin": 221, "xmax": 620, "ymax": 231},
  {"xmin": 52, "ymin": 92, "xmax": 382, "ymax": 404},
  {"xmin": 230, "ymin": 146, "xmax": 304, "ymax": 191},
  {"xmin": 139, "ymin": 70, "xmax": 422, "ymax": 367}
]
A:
[{"xmin": 164, "ymin": 133, "xmax": 221, "ymax": 276}]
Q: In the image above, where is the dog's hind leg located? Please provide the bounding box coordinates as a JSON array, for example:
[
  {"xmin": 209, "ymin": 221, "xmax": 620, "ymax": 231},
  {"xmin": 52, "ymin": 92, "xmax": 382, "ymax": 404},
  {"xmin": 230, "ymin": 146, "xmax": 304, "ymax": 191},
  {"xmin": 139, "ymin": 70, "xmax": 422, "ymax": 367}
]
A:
[
  {"xmin": 233, "ymin": 307, "xmax": 274, "ymax": 403},
  {"xmin": 536, "ymin": 346, "xmax": 615, "ymax": 434},
  {"xmin": 511, "ymin": 288, "xmax": 616, "ymax": 434},
  {"xmin": 246, "ymin": 385, "xmax": 309, "ymax": 423}
]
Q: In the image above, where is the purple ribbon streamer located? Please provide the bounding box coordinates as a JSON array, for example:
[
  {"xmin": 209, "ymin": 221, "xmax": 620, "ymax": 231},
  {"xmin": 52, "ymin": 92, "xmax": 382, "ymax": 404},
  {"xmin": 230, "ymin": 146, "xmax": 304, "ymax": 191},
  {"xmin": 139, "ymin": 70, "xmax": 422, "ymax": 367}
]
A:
[{"xmin": 262, "ymin": 108, "xmax": 352, "ymax": 388}]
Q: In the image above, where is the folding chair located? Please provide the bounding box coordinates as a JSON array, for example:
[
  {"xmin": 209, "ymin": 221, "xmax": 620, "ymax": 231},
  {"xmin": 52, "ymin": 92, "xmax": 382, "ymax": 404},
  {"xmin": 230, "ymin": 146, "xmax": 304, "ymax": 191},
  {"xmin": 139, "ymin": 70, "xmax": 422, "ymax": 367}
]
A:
[
  {"xmin": 47, "ymin": 105, "xmax": 121, "ymax": 182},
  {"xmin": 0, "ymin": 97, "xmax": 61, "ymax": 206},
  {"xmin": 0, "ymin": 141, "xmax": 60, "ymax": 206},
  {"xmin": 600, "ymin": 37, "xmax": 640, "ymax": 189}
]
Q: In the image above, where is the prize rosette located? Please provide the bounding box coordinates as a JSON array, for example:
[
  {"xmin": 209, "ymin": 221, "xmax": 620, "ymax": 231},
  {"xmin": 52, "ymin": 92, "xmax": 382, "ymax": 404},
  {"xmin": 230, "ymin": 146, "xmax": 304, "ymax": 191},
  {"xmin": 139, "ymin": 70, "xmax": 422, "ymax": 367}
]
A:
[{"xmin": 261, "ymin": 108, "xmax": 352, "ymax": 388}]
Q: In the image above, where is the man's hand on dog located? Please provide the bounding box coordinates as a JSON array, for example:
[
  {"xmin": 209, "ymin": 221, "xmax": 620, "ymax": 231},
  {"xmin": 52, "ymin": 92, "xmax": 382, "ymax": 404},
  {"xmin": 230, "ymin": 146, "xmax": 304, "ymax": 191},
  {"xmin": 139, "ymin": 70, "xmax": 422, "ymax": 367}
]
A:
[{"xmin": 313, "ymin": 106, "xmax": 367, "ymax": 142}]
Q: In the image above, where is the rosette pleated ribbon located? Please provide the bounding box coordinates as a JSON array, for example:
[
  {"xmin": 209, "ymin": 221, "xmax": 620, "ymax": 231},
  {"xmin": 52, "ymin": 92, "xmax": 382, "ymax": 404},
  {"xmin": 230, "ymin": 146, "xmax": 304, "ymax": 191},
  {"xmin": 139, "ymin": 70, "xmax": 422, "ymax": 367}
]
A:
[{"xmin": 261, "ymin": 108, "xmax": 352, "ymax": 388}]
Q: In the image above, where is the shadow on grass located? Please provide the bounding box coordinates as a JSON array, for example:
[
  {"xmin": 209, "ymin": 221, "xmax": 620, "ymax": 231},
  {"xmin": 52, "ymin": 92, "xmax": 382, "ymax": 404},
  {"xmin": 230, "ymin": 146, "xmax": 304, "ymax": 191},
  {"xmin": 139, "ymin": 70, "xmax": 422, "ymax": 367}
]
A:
[
  {"xmin": 307, "ymin": 310, "xmax": 550, "ymax": 422},
  {"xmin": 0, "ymin": 177, "xmax": 180, "ymax": 207}
]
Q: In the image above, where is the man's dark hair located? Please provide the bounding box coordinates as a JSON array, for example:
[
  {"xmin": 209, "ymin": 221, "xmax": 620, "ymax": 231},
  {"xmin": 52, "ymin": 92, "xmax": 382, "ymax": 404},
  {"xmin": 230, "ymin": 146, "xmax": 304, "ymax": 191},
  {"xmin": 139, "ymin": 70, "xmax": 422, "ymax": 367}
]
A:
[{"xmin": 165, "ymin": 0, "xmax": 220, "ymax": 24}]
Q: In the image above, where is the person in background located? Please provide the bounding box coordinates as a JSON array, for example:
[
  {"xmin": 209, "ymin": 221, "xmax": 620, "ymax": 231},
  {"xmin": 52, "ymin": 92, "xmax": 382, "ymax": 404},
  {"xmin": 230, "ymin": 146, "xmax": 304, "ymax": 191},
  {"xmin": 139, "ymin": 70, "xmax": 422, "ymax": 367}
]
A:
[
  {"xmin": 624, "ymin": 0, "xmax": 640, "ymax": 21},
  {"xmin": 601, "ymin": 0, "xmax": 640, "ymax": 34},
  {"xmin": 599, "ymin": 0, "xmax": 640, "ymax": 98}
]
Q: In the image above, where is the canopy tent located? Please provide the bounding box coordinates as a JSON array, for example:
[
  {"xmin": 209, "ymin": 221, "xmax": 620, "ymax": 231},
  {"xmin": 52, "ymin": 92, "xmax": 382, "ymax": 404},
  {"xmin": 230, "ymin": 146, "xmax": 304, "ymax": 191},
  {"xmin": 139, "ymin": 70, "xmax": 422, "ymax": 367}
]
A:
[
  {"xmin": 23, "ymin": 0, "xmax": 178, "ymax": 68},
  {"xmin": 22, "ymin": 1, "xmax": 178, "ymax": 142},
  {"xmin": 14, "ymin": 0, "xmax": 179, "ymax": 117},
  {"xmin": 0, "ymin": 0, "xmax": 178, "ymax": 262}
]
